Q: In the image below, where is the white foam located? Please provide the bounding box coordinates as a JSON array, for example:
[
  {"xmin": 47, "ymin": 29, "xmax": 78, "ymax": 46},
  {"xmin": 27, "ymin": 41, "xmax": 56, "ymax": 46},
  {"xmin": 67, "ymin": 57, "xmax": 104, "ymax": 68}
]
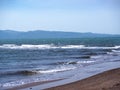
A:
[
  {"xmin": 114, "ymin": 45, "xmax": 120, "ymax": 49},
  {"xmin": 0, "ymin": 44, "xmax": 120, "ymax": 50},
  {"xmin": 20, "ymin": 44, "xmax": 55, "ymax": 49},
  {"xmin": 112, "ymin": 50, "xmax": 120, "ymax": 53},
  {"xmin": 84, "ymin": 46, "xmax": 119, "ymax": 49},
  {"xmin": 61, "ymin": 45, "xmax": 85, "ymax": 49},
  {"xmin": 0, "ymin": 44, "xmax": 56, "ymax": 49},
  {"xmin": 37, "ymin": 66, "xmax": 76, "ymax": 74},
  {"xmin": 77, "ymin": 61, "xmax": 95, "ymax": 64}
]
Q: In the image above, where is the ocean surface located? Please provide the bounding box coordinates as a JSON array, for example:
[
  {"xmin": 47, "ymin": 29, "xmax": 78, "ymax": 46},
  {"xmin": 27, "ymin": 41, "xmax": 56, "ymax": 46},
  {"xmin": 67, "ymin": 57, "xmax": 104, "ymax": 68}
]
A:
[{"xmin": 0, "ymin": 37, "xmax": 120, "ymax": 89}]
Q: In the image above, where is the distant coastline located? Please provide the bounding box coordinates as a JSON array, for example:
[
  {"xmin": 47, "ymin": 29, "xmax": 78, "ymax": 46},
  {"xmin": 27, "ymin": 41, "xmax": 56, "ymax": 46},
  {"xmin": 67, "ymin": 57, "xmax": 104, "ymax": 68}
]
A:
[{"xmin": 0, "ymin": 30, "xmax": 120, "ymax": 39}]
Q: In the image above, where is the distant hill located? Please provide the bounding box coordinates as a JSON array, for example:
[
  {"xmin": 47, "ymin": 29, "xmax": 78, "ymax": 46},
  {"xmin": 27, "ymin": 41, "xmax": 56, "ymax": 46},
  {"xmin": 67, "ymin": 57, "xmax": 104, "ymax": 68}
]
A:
[{"xmin": 0, "ymin": 30, "xmax": 119, "ymax": 39}]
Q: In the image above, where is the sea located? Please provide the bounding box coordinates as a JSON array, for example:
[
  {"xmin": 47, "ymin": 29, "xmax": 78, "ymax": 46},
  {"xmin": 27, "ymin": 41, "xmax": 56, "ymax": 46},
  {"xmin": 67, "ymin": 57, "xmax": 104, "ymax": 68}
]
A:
[{"xmin": 0, "ymin": 37, "xmax": 120, "ymax": 89}]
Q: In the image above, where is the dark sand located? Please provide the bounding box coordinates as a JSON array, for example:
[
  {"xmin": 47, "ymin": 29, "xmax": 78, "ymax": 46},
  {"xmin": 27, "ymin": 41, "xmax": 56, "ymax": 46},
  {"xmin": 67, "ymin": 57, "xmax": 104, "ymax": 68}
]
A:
[{"xmin": 45, "ymin": 68, "xmax": 120, "ymax": 90}]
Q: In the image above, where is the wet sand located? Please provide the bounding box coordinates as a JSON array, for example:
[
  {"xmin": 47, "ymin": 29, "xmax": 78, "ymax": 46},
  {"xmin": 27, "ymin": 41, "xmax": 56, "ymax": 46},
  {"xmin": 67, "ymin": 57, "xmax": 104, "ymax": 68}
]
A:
[{"xmin": 46, "ymin": 68, "xmax": 120, "ymax": 90}]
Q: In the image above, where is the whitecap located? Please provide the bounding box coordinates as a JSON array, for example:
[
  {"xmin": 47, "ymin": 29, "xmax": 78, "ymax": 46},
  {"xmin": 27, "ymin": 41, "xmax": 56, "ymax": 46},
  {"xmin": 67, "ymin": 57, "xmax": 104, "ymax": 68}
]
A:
[
  {"xmin": 37, "ymin": 66, "xmax": 76, "ymax": 74},
  {"xmin": 0, "ymin": 44, "xmax": 120, "ymax": 50},
  {"xmin": 112, "ymin": 50, "xmax": 120, "ymax": 53},
  {"xmin": 77, "ymin": 61, "xmax": 95, "ymax": 64},
  {"xmin": 61, "ymin": 45, "xmax": 85, "ymax": 49}
]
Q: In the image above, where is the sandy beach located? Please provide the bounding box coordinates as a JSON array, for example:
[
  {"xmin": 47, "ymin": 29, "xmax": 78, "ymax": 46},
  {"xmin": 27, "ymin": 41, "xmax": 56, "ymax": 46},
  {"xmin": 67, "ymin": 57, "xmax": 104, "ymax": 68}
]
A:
[{"xmin": 46, "ymin": 68, "xmax": 120, "ymax": 90}]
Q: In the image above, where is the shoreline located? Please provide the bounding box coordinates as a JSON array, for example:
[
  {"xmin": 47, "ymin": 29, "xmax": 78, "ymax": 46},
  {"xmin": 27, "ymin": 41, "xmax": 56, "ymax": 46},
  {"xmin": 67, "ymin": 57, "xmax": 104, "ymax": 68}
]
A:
[
  {"xmin": 46, "ymin": 68, "xmax": 120, "ymax": 90},
  {"xmin": 6, "ymin": 62, "xmax": 120, "ymax": 90},
  {"xmin": 7, "ymin": 68, "xmax": 120, "ymax": 90},
  {"xmin": 6, "ymin": 79, "xmax": 64, "ymax": 90}
]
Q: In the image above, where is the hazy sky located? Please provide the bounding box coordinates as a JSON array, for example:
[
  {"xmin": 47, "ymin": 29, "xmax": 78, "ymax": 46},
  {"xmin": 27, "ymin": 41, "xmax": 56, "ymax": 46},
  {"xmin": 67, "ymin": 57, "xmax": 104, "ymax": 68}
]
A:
[{"xmin": 0, "ymin": 0, "xmax": 120, "ymax": 34}]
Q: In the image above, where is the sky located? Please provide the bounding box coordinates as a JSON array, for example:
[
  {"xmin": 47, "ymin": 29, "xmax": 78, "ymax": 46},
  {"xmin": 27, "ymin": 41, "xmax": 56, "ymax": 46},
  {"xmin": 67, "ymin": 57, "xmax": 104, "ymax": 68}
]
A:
[{"xmin": 0, "ymin": 0, "xmax": 120, "ymax": 34}]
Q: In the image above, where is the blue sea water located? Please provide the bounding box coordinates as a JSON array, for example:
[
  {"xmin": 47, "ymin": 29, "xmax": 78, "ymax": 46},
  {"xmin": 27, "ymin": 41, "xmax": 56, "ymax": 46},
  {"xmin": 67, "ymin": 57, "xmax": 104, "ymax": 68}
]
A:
[{"xmin": 0, "ymin": 37, "xmax": 120, "ymax": 89}]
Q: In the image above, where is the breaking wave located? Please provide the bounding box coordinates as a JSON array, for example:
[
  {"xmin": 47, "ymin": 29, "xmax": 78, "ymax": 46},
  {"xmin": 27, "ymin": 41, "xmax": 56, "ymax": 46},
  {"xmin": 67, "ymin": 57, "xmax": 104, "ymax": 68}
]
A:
[
  {"xmin": 0, "ymin": 66, "xmax": 76, "ymax": 76},
  {"xmin": 37, "ymin": 66, "xmax": 76, "ymax": 74},
  {"xmin": 0, "ymin": 44, "xmax": 120, "ymax": 50},
  {"xmin": 112, "ymin": 50, "xmax": 120, "ymax": 53},
  {"xmin": 0, "ymin": 70, "xmax": 38, "ymax": 76},
  {"xmin": 48, "ymin": 60, "xmax": 96, "ymax": 66},
  {"xmin": 1, "ymin": 59, "xmax": 96, "ymax": 76}
]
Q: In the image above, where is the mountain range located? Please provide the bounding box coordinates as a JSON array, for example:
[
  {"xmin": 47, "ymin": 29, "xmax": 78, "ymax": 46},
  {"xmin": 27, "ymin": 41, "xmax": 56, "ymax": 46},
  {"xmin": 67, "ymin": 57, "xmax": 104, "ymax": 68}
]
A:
[{"xmin": 0, "ymin": 30, "xmax": 119, "ymax": 39}]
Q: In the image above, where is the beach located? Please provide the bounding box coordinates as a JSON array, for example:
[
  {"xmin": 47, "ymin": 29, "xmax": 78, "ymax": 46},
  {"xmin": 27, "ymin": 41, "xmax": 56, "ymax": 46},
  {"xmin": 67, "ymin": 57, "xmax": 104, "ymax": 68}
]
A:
[
  {"xmin": 46, "ymin": 68, "xmax": 120, "ymax": 90},
  {"xmin": 6, "ymin": 61, "xmax": 120, "ymax": 90},
  {"xmin": 7, "ymin": 67, "xmax": 120, "ymax": 90}
]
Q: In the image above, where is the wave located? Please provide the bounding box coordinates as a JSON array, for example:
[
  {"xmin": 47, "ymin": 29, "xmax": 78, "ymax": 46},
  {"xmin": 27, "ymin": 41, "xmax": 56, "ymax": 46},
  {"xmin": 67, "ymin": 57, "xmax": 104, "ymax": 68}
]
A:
[
  {"xmin": 48, "ymin": 60, "xmax": 96, "ymax": 66},
  {"xmin": 66, "ymin": 60, "xmax": 95, "ymax": 65},
  {"xmin": 0, "ymin": 70, "xmax": 38, "ymax": 76},
  {"xmin": 0, "ymin": 44, "xmax": 55, "ymax": 49},
  {"xmin": 112, "ymin": 50, "xmax": 120, "ymax": 53},
  {"xmin": 91, "ymin": 55, "xmax": 102, "ymax": 59},
  {"xmin": 77, "ymin": 60, "xmax": 95, "ymax": 64},
  {"xmin": 0, "ymin": 66, "xmax": 76, "ymax": 76},
  {"xmin": 61, "ymin": 45, "xmax": 85, "ymax": 49},
  {"xmin": 0, "ymin": 44, "xmax": 120, "ymax": 50},
  {"xmin": 0, "ymin": 66, "xmax": 76, "ymax": 88},
  {"xmin": 38, "ymin": 66, "xmax": 76, "ymax": 74},
  {"xmin": 0, "ymin": 44, "xmax": 85, "ymax": 49},
  {"xmin": 107, "ymin": 49, "xmax": 120, "ymax": 55},
  {"xmin": 74, "ymin": 55, "xmax": 91, "ymax": 59}
]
